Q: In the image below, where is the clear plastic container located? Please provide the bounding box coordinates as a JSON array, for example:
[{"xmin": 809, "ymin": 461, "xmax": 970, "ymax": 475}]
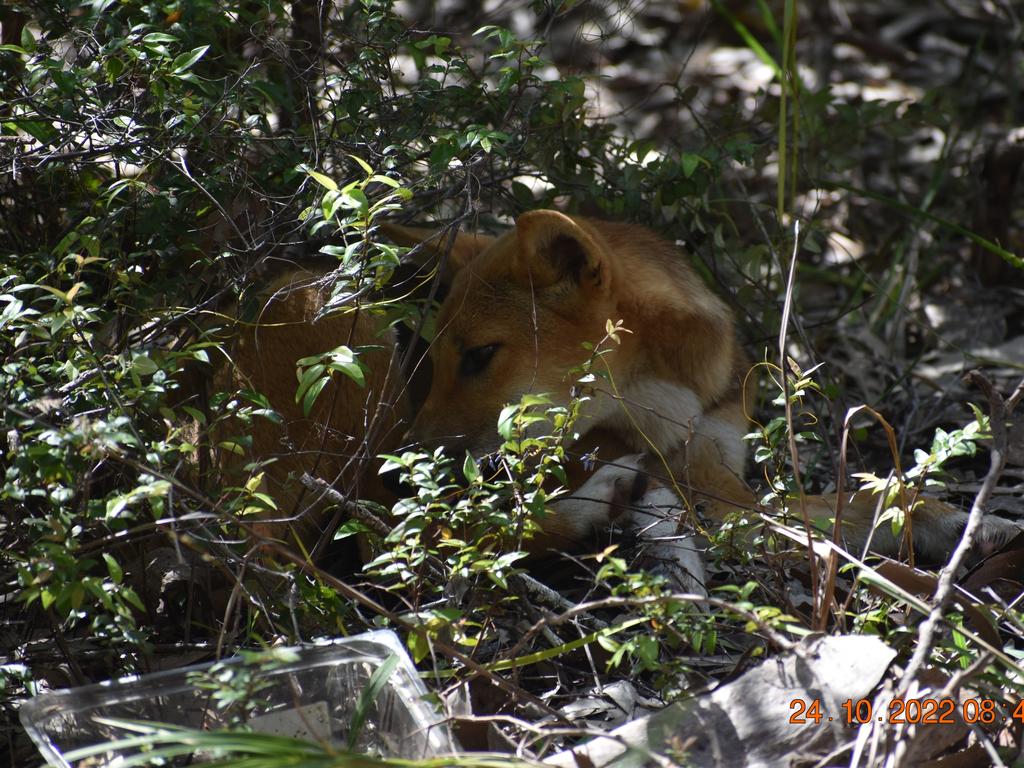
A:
[{"xmin": 20, "ymin": 629, "xmax": 457, "ymax": 767}]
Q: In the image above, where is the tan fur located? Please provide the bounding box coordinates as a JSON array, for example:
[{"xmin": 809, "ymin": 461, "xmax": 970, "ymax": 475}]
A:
[
  {"xmin": 183, "ymin": 267, "xmax": 407, "ymax": 549},
  {"xmin": 389, "ymin": 212, "xmax": 1019, "ymax": 563}
]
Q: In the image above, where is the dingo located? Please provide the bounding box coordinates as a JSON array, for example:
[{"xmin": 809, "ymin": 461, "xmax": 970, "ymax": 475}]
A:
[{"xmin": 386, "ymin": 211, "xmax": 1019, "ymax": 569}]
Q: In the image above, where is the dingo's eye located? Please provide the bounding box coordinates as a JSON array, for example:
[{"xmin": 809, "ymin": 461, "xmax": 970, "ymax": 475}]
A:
[{"xmin": 460, "ymin": 343, "xmax": 499, "ymax": 377}]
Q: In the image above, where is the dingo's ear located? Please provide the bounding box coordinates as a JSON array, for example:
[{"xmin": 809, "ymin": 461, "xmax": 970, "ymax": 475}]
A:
[
  {"xmin": 514, "ymin": 210, "xmax": 609, "ymax": 294},
  {"xmin": 379, "ymin": 222, "xmax": 494, "ymax": 274}
]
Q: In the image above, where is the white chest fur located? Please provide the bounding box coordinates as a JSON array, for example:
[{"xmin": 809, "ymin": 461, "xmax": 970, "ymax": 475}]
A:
[
  {"xmin": 582, "ymin": 378, "xmax": 746, "ymax": 476},
  {"xmin": 583, "ymin": 379, "xmax": 702, "ymax": 452}
]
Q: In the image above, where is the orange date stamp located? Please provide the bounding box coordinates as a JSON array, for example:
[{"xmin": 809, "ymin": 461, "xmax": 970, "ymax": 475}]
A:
[{"xmin": 789, "ymin": 697, "xmax": 1024, "ymax": 725}]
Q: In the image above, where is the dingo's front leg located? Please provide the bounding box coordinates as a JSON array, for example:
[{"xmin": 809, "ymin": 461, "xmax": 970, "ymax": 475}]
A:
[{"xmin": 550, "ymin": 455, "xmax": 706, "ymax": 595}]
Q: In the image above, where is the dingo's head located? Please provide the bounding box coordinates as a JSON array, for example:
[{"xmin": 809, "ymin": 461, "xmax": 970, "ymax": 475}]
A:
[{"xmin": 385, "ymin": 211, "xmax": 627, "ymax": 456}]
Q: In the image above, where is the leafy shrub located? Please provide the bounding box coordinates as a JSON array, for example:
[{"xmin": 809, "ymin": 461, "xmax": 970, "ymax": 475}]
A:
[{"xmin": 3, "ymin": 1, "xmax": 1022, "ymax": 764}]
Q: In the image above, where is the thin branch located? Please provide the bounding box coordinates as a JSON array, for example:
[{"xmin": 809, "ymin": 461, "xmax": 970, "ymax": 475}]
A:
[
  {"xmin": 299, "ymin": 472, "xmax": 392, "ymax": 537},
  {"xmin": 778, "ymin": 220, "xmax": 822, "ymax": 626}
]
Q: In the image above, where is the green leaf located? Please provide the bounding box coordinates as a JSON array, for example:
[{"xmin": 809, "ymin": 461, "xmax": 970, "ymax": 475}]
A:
[
  {"xmin": 249, "ymin": 492, "xmax": 278, "ymax": 511},
  {"xmin": 407, "ymin": 631, "xmax": 429, "ymax": 663},
  {"xmin": 497, "ymin": 404, "xmax": 518, "ymax": 441},
  {"xmin": 519, "ymin": 393, "xmax": 551, "ymax": 408},
  {"xmin": 709, "ymin": 0, "xmax": 782, "ymax": 79},
  {"xmin": 322, "ymin": 190, "xmax": 343, "ymax": 221},
  {"xmin": 334, "ymin": 519, "xmax": 369, "ymax": 540},
  {"xmin": 370, "ymin": 174, "xmax": 401, "ymax": 189},
  {"xmin": 142, "ymin": 33, "xmax": 179, "ymax": 44},
  {"xmin": 131, "ymin": 353, "xmax": 158, "ymax": 376},
  {"xmin": 171, "ymin": 45, "xmax": 209, "ymax": 74},
  {"xmin": 347, "ymin": 653, "xmax": 400, "ymax": 750},
  {"xmin": 218, "ymin": 440, "xmax": 247, "ymax": 456},
  {"xmin": 328, "ymin": 358, "xmax": 365, "ymax": 389},
  {"xmin": 107, "ymin": 495, "xmax": 129, "ymax": 518},
  {"xmin": 462, "ymin": 452, "xmax": 479, "ymax": 483},
  {"xmin": 8, "ymin": 119, "xmax": 58, "ymax": 144},
  {"xmin": 20, "ymin": 24, "xmax": 35, "ymax": 51},
  {"xmin": 103, "ymin": 554, "xmax": 123, "ymax": 584},
  {"xmin": 295, "ymin": 362, "xmax": 327, "ymax": 398},
  {"xmin": 342, "ymin": 188, "xmax": 369, "ymax": 214},
  {"xmin": 121, "ymin": 587, "xmax": 145, "ymax": 612},
  {"xmin": 349, "ymin": 154, "xmax": 374, "ymax": 175},
  {"xmin": 300, "ymin": 376, "xmax": 329, "ymax": 417},
  {"xmin": 307, "ymin": 170, "xmax": 338, "ymax": 191},
  {"xmin": 69, "ymin": 583, "xmax": 85, "ymax": 610}
]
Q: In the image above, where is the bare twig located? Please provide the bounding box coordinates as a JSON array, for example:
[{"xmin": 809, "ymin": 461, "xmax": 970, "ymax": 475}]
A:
[
  {"xmin": 508, "ymin": 573, "xmax": 581, "ymax": 618},
  {"xmin": 299, "ymin": 472, "xmax": 392, "ymax": 537}
]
